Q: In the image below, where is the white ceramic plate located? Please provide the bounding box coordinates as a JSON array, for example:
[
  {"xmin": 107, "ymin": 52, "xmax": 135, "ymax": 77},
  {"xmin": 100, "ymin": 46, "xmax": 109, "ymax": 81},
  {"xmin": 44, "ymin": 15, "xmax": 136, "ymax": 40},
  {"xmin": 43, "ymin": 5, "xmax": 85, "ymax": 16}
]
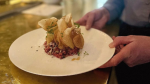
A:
[{"xmin": 9, "ymin": 26, "xmax": 115, "ymax": 76}]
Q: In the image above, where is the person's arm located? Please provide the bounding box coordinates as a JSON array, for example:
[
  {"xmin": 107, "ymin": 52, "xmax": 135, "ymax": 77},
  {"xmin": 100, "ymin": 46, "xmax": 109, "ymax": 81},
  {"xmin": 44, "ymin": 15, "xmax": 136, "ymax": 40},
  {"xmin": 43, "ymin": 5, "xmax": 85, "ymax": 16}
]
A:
[
  {"xmin": 76, "ymin": 0, "xmax": 124, "ymax": 30},
  {"xmin": 103, "ymin": 0, "xmax": 125, "ymax": 23}
]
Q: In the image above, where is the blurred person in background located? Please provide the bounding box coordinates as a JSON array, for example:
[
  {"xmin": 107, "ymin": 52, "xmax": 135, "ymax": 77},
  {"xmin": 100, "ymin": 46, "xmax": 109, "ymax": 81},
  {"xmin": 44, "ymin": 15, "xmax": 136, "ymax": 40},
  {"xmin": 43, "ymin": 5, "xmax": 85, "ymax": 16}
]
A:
[{"xmin": 77, "ymin": 0, "xmax": 150, "ymax": 84}]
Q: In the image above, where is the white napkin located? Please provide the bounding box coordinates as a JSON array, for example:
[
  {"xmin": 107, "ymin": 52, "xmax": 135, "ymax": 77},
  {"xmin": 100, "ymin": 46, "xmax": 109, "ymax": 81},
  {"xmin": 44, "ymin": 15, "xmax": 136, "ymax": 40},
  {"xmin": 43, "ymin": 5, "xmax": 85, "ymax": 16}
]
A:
[{"xmin": 22, "ymin": 4, "xmax": 62, "ymax": 16}]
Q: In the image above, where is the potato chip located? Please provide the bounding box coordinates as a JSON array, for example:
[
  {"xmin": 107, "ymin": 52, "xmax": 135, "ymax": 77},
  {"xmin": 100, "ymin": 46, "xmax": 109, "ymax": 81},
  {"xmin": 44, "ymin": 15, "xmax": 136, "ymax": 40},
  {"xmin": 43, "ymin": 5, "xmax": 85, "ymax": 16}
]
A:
[
  {"xmin": 65, "ymin": 13, "xmax": 71, "ymax": 23},
  {"xmin": 75, "ymin": 28, "xmax": 81, "ymax": 34},
  {"xmin": 54, "ymin": 29, "xmax": 58, "ymax": 44},
  {"xmin": 47, "ymin": 26, "xmax": 58, "ymax": 34},
  {"xmin": 73, "ymin": 34, "xmax": 84, "ymax": 49},
  {"xmin": 71, "ymin": 19, "xmax": 75, "ymax": 27},
  {"xmin": 57, "ymin": 31, "xmax": 65, "ymax": 49},
  {"xmin": 51, "ymin": 17, "xmax": 58, "ymax": 26},
  {"xmin": 65, "ymin": 13, "xmax": 72, "ymax": 27},
  {"xmin": 38, "ymin": 19, "xmax": 47, "ymax": 30},
  {"xmin": 62, "ymin": 28, "xmax": 74, "ymax": 49},
  {"xmin": 61, "ymin": 16, "xmax": 66, "ymax": 19},
  {"xmin": 71, "ymin": 27, "xmax": 81, "ymax": 38},
  {"xmin": 46, "ymin": 33, "xmax": 54, "ymax": 45},
  {"xmin": 38, "ymin": 17, "xmax": 58, "ymax": 31},
  {"xmin": 71, "ymin": 27, "xmax": 77, "ymax": 38},
  {"xmin": 57, "ymin": 18, "xmax": 67, "ymax": 33}
]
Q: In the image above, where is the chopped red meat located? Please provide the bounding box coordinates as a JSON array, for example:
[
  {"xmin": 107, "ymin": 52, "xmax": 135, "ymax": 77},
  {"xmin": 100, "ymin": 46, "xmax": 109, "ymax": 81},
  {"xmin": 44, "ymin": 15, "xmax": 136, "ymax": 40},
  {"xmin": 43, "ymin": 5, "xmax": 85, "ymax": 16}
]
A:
[{"xmin": 44, "ymin": 41, "xmax": 79, "ymax": 59}]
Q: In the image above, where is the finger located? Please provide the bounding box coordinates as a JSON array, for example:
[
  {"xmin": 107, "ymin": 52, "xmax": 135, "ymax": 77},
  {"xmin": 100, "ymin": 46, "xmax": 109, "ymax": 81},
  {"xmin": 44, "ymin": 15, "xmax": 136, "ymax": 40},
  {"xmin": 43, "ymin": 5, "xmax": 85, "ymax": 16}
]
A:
[
  {"xmin": 92, "ymin": 16, "xmax": 107, "ymax": 29},
  {"xmin": 115, "ymin": 46, "xmax": 121, "ymax": 54},
  {"xmin": 109, "ymin": 36, "xmax": 133, "ymax": 48},
  {"xmin": 76, "ymin": 14, "xmax": 88, "ymax": 25},
  {"xmin": 120, "ymin": 45, "xmax": 124, "ymax": 49},
  {"xmin": 86, "ymin": 14, "xmax": 94, "ymax": 30},
  {"xmin": 76, "ymin": 18, "xmax": 86, "ymax": 25},
  {"xmin": 80, "ymin": 22, "xmax": 86, "ymax": 26},
  {"xmin": 113, "ymin": 36, "xmax": 124, "ymax": 54},
  {"xmin": 77, "ymin": 21, "xmax": 86, "ymax": 26},
  {"xmin": 112, "ymin": 36, "xmax": 116, "ymax": 40},
  {"xmin": 100, "ymin": 46, "xmax": 130, "ymax": 68}
]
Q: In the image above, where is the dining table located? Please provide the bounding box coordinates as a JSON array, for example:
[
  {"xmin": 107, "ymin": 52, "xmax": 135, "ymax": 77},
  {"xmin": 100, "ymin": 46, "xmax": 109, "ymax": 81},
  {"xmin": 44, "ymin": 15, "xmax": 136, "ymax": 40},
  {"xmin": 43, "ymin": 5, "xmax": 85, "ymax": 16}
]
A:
[{"xmin": 0, "ymin": 0, "xmax": 120, "ymax": 84}]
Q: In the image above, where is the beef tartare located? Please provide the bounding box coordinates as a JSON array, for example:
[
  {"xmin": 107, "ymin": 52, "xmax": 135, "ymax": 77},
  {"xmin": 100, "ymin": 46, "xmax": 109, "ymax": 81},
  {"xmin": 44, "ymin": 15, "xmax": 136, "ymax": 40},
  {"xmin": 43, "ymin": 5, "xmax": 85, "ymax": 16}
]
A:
[{"xmin": 44, "ymin": 41, "xmax": 79, "ymax": 59}]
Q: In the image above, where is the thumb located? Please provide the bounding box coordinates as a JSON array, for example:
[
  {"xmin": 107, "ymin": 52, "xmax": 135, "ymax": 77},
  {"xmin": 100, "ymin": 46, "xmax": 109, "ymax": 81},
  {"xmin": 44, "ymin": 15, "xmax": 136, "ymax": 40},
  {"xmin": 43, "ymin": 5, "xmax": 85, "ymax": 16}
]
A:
[{"xmin": 100, "ymin": 45, "xmax": 130, "ymax": 68}]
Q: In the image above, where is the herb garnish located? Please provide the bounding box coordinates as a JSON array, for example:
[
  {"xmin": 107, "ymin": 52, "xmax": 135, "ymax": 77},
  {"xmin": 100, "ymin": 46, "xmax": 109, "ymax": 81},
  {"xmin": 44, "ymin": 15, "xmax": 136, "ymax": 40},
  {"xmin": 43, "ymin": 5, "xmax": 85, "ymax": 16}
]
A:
[
  {"xmin": 77, "ymin": 52, "xmax": 80, "ymax": 56},
  {"xmin": 47, "ymin": 26, "xmax": 51, "ymax": 29},
  {"xmin": 74, "ymin": 23, "xmax": 80, "ymax": 28},
  {"xmin": 61, "ymin": 33, "xmax": 63, "ymax": 37},
  {"xmin": 84, "ymin": 51, "xmax": 89, "ymax": 55},
  {"xmin": 48, "ymin": 29, "xmax": 54, "ymax": 34}
]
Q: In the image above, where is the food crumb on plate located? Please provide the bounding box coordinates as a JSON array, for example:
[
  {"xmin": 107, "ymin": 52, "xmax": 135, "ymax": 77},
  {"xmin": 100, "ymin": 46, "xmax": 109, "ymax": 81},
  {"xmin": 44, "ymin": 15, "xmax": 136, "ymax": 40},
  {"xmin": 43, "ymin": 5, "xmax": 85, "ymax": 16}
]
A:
[{"xmin": 72, "ymin": 57, "xmax": 80, "ymax": 61}]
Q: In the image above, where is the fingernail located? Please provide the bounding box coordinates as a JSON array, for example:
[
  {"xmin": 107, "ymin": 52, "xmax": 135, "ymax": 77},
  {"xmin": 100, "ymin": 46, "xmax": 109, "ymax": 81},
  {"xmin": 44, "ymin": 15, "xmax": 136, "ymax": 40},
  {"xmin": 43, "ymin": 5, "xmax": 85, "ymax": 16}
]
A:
[{"xmin": 109, "ymin": 42, "xmax": 115, "ymax": 48}]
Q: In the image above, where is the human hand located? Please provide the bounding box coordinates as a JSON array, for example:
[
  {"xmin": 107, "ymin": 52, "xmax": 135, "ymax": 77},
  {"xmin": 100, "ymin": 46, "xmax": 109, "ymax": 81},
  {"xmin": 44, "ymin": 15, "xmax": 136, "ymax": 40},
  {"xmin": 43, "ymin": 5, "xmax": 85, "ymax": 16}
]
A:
[
  {"xmin": 100, "ymin": 35, "xmax": 150, "ymax": 68},
  {"xmin": 76, "ymin": 7, "xmax": 110, "ymax": 30}
]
